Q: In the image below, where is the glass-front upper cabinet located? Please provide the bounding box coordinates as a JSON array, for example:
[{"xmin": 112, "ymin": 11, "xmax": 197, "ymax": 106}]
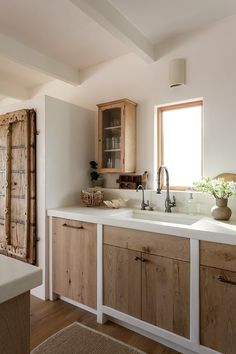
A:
[{"xmin": 97, "ymin": 99, "xmax": 137, "ymax": 173}]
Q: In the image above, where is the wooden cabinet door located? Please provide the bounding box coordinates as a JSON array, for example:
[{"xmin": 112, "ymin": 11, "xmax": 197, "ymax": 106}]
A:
[
  {"xmin": 0, "ymin": 109, "xmax": 36, "ymax": 264},
  {"xmin": 52, "ymin": 218, "xmax": 97, "ymax": 309},
  {"xmin": 142, "ymin": 254, "xmax": 190, "ymax": 338},
  {"xmin": 98, "ymin": 102, "xmax": 124, "ymax": 173},
  {"xmin": 103, "ymin": 244, "xmax": 142, "ymax": 318},
  {"xmin": 200, "ymin": 265, "xmax": 236, "ymax": 353},
  {"xmin": 97, "ymin": 99, "xmax": 136, "ymax": 174}
]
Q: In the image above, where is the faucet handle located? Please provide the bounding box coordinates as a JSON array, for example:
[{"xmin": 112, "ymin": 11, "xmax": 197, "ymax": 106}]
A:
[
  {"xmin": 169, "ymin": 195, "xmax": 176, "ymax": 208},
  {"xmin": 172, "ymin": 195, "xmax": 176, "ymax": 206},
  {"xmin": 146, "ymin": 200, "xmax": 154, "ymax": 211}
]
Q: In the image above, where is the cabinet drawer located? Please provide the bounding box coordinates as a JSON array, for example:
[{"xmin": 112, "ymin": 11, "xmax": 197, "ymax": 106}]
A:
[
  {"xmin": 104, "ymin": 226, "xmax": 189, "ymax": 261},
  {"xmin": 200, "ymin": 265, "xmax": 236, "ymax": 352},
  {"xmin": 52, "ymin": 217, "xmax": 96, "ymax": 234},
  {"xmin": 200, "ymin": 241, "xmax": 236, "ymax": 272}
]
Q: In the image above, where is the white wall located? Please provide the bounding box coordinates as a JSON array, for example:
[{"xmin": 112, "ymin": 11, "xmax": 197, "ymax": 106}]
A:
[
  {"xmin": 29, "ymin": 14, "xmax": 236, "ymax": 191},
  {"xmin": 45, "ymin": 95, "xmax": 95, "ymax": 208}
]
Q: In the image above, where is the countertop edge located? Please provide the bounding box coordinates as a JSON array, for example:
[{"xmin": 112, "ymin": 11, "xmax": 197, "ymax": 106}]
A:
[
  {"xmin": 0, "ymin": 256, "xmax": 42, "ymax": 304},
  {"xmin": 47, "ymin": 207, "xmax": 236, "ymax": 245}
]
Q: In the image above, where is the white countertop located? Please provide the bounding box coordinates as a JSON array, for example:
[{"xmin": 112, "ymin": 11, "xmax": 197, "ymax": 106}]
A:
[
  {"xmin": 0, "ymin": 255, "xmax": 42, "ymax": 304},
  {"xmin": 48, "ymin": 206, "xmax": 236, "ymax": 245}
]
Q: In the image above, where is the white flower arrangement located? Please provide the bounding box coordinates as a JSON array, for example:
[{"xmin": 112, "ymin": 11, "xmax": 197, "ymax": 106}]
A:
[{"xmin": 193, "ymin": 177, "xmax": 236, "ymax": 199}]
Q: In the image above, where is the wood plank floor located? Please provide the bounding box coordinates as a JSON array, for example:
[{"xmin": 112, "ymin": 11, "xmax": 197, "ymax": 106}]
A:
[{"xmin": 30, "ymin": 296, "xmax": 180, "ymax": 354}]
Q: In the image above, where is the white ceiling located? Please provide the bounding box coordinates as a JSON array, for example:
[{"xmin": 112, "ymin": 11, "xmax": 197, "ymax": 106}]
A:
[
  {"xmin": 0, "ymin": 56, "xmax": 52, "ymax": 88},
  {"xmin": 110, "ymin": 0, "xmax": 236, "ymax": 43},
  {"xmin": 0, "ymin": 0, "xmax": 129, "ymax": 70},
  {"xmin": 0, "ymin": 0, "xmax": 236, "ymax": 97}
]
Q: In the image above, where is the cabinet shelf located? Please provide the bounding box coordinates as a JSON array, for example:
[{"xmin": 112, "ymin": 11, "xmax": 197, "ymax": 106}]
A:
[
  {"xmin": 104, "ymin": 126, "xmax": 121, "ymax": 130},
  {"xmin": 104, "ymin": 149, "xmax": 121, "ymax": 152}
]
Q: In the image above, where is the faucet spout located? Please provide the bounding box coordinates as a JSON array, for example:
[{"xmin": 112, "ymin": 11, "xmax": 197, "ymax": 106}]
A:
[
  {"xmin": 136, "ymin": 185, "xmax": 149, "ymax": 210},
  {"xmin": 156, "ymin": 166, "xmax": 176, "ymax": 212}
]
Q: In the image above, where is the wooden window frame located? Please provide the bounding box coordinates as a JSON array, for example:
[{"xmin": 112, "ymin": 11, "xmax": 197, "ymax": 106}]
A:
[{"xmin": 157, "ymin": 100, "xmax": 203, "ymax": 190}]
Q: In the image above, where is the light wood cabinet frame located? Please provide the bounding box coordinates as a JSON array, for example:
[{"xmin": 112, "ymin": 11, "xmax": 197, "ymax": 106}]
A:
[{"xmin": 97, "ymin": 99, "xmax": 136, "ymax": 173}]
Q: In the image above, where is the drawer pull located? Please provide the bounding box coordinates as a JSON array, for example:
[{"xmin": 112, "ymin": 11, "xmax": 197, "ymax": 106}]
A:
[
  {"xmin": 218, "ymin": 276, "xmax": 236, "ymax": 286},
  {"xmin": 62, "ymin": 223, "xmax": 84, "ymax": 230},
  {"xmin": 134, "ymin": 256, "xmax": 147, "ymax": 263},
  {"xmin": 134, "ymin": 256, "xmax": 142, "ymax": 261}
]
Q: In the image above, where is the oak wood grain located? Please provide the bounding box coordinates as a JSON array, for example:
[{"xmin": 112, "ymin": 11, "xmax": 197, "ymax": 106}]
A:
[
  {"xmin": 200, "ymin": 265, "xmax": 236, "ymax": 353},
  {"xmin": 0, "ymin": 109, "xmax": 36, "ymax": 264},
  {"xmin": 200, "ymin": 241, "xmax": 236, "ymax": 272},
  {"xmin": 103, "ymin": 244, "xmax": 142, "ymax": 318},
  {"xmin": 142, "ymin": 254, "xmax": 190, "ymax": 338},
  {"xmin": 0, "ymin": 291, "xmax": 30, "ymax": 354},
  {"xmin": 52, "ymin": 217, "xmax": 97, "ymax": 309},
  {"xmin": 104, "ymin": 226, "xmax": 190, "ymax": 262}
]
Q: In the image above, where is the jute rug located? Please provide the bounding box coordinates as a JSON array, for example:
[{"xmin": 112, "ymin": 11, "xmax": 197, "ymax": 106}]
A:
[{"xmin": 31, "ymin": 322, "xmax": 147, "ymax": 354}]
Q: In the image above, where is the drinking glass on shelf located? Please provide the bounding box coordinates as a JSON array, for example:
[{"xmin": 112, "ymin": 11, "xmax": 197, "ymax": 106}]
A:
[
  {"xmin": 107, "ymin": 158, "xmax": 112, "ymax": 168},
  {"xmin": 115, "ymin": 136, "xmax": 120, "ymax": 149},
  {"xmin": 111, "ymin": 137, "xmax": 116, "ymax": 149},
  {"xmin": 105, "ymin": 137, "xmax": 110, "ymax": 150},
  {"xmin": 114, "ymin": 119, "xmax": 119, "ymax": 127}
]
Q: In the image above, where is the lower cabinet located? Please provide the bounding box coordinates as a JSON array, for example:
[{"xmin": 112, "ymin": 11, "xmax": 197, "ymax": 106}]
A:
[
  {"xmin": 103, "ymin": 245, "xmax": 141, "ymax": 318},
  {"xmin": 52, "ymin": 217, "xmax": 97, "ymax": 309},
  {"xmin": 103, "ymin": 226, "xmax": 190, "ymax": 338},
  {"xmin": 142, "ymin": 254, "xmax": 189, "ymax": 337},
  {"xmin": 200, "ymin": 266, "xmax": 236, "ymax": 354},
  {"xmin": 200, "ymin": 241, "xmax": 236, "ymax": 353}
]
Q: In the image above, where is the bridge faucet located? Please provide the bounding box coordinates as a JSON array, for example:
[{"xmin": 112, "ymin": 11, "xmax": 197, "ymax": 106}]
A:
[
  {"xmin": 156, "ymin": 166, "xmax": 176, "ymax": 212},
  {"xmin": 136, "ymin": 185, "xmax": 149, "ymax": 210}
]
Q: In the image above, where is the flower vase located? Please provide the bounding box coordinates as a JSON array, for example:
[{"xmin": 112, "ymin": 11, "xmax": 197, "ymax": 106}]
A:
[{"xmin": 211, "ymin": 197, "xmax": 232, "ymax": 221}]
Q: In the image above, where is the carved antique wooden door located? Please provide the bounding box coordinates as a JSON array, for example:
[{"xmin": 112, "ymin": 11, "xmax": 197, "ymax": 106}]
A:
[{"xmin": 0, "ymin": 109, "xmax": 36, "ymax": 264}]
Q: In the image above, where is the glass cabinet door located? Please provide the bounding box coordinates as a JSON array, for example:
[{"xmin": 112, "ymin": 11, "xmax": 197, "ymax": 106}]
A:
[{"xmin": 101, "ymin": 107, "xmax": 121, "ymax": 170}]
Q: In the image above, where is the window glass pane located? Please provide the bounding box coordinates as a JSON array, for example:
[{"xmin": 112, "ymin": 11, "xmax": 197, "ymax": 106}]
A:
[{"xmin": 162, "ymin": 104, "xmax": 202, "ymax": 187}]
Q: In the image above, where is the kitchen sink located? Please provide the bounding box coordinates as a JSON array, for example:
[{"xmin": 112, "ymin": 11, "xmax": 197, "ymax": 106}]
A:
[{"xmin": 114, "ymin": 209, "xmax": 201, "ymax": 225}]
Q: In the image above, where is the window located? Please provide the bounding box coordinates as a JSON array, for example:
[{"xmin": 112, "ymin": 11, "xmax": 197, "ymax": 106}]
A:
[{"xmin": 158, "ymin": 100, "xmax": 203, "ymax": 189}]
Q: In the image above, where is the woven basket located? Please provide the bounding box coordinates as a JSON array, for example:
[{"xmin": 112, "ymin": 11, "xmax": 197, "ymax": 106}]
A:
[{"xmin": 80, "ymin": 189, "xmax": 104, "ymax": 207}]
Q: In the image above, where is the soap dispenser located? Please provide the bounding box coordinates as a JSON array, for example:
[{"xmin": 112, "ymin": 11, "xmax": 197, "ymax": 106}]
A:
[{"xmin": 187, "ymin": 192, "xmax": 195, "ymax": 215}]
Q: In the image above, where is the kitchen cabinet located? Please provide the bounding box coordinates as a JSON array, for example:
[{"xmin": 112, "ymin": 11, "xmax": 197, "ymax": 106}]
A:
[
  {"xmin": 52, "ymin": 217, "xmax": 97, "ymax": 309},
  {"xmin": 97, "ymin": 99, "xmax": 137, "ymax": 173},
  {"xmin": 103, "ymin": 244, "xmax": 141, "ymax": 318},
  {"xmin": 200, "ymin": 241, "xmax": 236, "ymax": 353},
  {"xmin": 103, "ymin": 226, "xmax": 190, "ymax": 337},
  {"xmin": 142, "ymin": 253, "xmax": 189, "ymax": 337}
]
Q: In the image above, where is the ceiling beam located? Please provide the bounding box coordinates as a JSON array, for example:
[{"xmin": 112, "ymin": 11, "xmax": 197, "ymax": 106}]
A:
[
  {"xmin": 0, "ymin": 79, "xmax": 29, "ymax": 100},
  {"xmin": 0, "ymin": 33, "xmax": 80, "ymax": 85},
  {"xmin": 70, "ymin": 0, "xmax": 156, "ymax": 63}
]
